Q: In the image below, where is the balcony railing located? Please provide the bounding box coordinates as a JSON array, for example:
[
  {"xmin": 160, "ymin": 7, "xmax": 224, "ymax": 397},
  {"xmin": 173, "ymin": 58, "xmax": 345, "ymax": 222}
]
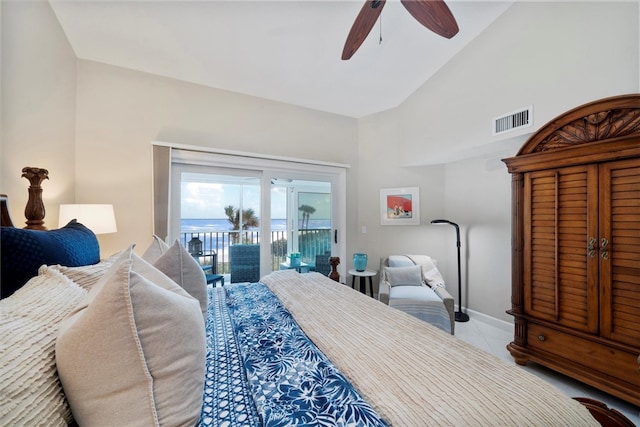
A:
[{"xmin": 180, "ymin": 229, "xmax": 331, "ymax": 274}]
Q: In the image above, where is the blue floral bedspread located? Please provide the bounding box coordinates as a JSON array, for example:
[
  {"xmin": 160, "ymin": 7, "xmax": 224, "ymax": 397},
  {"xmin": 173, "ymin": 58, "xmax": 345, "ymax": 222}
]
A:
[
  {"xmin": 200, "ymin": 284, "xmax": 261, "ymax": 426},
  {"xmin": 200, "ymin": 283, "xmax": 388, "ymax": 427}
]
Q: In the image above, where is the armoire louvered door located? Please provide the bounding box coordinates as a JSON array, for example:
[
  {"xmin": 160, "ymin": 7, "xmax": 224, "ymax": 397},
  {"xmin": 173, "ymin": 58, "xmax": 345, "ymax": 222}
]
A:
[
  {"xmin": 503, "ymin": 94, "xmax": 640, "ymax": 407},
  {"xmin": 599, "ymin": 159, "xmax": 640, "ymax": 348},
  {"xmin": 523, "ymin": 165, "xmax": 599, "ymax": 334}
]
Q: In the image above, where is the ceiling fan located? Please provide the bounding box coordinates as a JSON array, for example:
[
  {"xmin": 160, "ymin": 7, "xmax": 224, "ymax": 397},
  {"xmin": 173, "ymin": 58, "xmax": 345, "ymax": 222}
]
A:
[{"xmin": 342, "ymin": 0, "xmax": 459, "ymax": 60}]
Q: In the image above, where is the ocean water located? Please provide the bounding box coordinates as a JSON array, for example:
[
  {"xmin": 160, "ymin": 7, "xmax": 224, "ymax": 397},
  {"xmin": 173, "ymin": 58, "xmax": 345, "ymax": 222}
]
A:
[{"xmin": 181, "ymin": 218, "xmax": 330, "ymax": 233}]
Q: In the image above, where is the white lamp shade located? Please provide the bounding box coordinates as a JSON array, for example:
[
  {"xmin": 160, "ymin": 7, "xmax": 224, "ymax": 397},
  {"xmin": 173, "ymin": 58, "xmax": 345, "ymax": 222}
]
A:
[{"xmin": 59, "ymin": 204, "xmax": 117, "ymax": 234}]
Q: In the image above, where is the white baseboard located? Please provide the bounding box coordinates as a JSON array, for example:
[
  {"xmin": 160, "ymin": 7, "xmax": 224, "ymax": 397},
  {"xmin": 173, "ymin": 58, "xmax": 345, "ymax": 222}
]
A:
[{"xmin": 457, "ymin": 306, "xmax": 513, "ymax": 333}]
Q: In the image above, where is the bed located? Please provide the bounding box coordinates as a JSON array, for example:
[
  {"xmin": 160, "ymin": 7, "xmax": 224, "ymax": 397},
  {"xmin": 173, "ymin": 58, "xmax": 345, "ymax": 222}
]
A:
[{"xmin": 0, "ymin": 188, "xmax": 632, "ymax": 427}]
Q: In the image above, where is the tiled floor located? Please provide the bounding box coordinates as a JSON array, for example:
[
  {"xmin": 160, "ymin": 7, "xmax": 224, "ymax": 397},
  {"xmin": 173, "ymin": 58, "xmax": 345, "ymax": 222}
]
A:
[{"xmin": 455, "ymin": 312, "xmax": 639, "ymax": 425}]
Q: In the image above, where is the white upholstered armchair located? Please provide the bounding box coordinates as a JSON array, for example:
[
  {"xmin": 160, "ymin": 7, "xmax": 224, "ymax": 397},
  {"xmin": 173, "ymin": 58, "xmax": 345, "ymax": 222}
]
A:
[{"xmin": 379, "ymin": 255, "xmax": 455, "ymax": 335}]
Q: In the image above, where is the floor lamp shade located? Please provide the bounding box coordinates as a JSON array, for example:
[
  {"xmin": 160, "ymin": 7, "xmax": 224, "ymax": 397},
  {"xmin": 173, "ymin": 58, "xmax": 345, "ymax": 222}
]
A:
[
  {"xmin": 430, "ymin": 219, "xmax": 469, "ymax": 322},
  {"xmin": 59, "ymin": 204, "xmax": 117, "ymax": 235}
]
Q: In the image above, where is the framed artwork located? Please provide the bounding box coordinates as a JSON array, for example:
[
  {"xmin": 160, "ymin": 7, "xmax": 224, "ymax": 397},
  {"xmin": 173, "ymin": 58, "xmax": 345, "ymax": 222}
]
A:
[{"xmin": 379, "ymin": 187, "xmax": 420, "ymax": 225}]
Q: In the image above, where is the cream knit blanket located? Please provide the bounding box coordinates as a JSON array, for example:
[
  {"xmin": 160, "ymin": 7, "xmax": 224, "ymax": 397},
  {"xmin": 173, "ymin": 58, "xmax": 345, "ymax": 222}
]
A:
[{"xmin": 261, "ymin": 271, "xmax": 598, "ymax": 426}]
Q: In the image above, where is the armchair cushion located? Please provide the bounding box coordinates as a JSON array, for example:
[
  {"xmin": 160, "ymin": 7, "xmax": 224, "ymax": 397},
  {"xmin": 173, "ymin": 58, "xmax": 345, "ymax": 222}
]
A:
[
  {"xmin": 388, "ymin": 284, "xmax": 452, "ymax": 333},
  {"xmin": 387, "ymin": 255, "xmax": 415, "ymax": 267},
  {"xmin": 383, "ymin": 265, "xmax": 423, "ymax": 287},
  {"xmin": 389, "ymin": 285, "xmax": 441, "ymax": 302}
]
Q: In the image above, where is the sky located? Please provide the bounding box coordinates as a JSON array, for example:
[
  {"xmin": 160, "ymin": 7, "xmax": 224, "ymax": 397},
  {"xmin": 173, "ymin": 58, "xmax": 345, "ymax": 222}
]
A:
[
  {"xmin": 181, "ymin": 181, "xmax": 274, "ymax": 219},
  {"xmin": 180, "ymin": 179, "xmax": 330, "ymax": 220}
]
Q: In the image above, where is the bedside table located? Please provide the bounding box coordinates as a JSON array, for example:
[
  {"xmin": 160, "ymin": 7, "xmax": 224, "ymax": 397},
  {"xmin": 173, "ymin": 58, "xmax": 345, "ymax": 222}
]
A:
[{"xmin": 349, "ymin": 268, "xmax": 377, "ymax": 297}]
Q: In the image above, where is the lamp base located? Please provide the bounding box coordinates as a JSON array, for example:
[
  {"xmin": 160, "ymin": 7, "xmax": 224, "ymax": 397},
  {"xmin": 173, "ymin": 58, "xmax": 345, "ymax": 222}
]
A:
[{"xmin": 455, "ymin": 311, "xmax": 470, "ymax": 322}]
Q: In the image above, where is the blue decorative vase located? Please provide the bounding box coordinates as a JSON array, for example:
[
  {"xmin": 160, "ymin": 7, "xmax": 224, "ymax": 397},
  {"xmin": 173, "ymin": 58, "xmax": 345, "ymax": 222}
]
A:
[
  {"xmin": 353, "ymin": 253, "xmax": 368, "ymax": 272},
  {"xmin": 289, "ymin": 252, "xmax": 301, "ymax": 267}
]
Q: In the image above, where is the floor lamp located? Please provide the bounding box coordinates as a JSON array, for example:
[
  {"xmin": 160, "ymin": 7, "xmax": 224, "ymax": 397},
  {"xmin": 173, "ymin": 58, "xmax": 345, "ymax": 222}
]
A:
[{"xmin": 431, "ymin": 219, "xmax": 469, "ymax": 322}]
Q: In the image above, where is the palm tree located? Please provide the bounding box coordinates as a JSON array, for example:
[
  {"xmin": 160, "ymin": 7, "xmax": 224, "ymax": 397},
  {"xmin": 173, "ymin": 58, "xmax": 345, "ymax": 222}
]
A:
[
  {"xmin": 224, "ymin": 205, "xmax": 259, "ymax": 244},
  {"xmin": 298, "ymin": 204, "xmax": 316, "ymax": 230}
]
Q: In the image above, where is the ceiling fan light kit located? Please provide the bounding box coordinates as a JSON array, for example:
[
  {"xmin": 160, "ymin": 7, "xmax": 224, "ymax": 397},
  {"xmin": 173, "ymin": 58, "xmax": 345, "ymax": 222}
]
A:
[{"xmin": 342, "ymin": 0, "xmax": 459, "ymax": 60}]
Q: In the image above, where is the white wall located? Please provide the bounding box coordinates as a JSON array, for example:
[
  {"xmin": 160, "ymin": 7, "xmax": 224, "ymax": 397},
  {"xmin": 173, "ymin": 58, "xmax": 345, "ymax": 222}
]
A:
[
  {"xmin": 399, "ymin": 1, "xmax": 640, "ymax": 165},
  {"xmin": 355, "ymin": 108, "xmax": 447, "ymax": 278},
  {"xmin": 357, "ymin": 1, "xmax": 640, "ymax": 321},
  {"xmin": 73, "ymin": 60, "xmax": 359, "ymax": 258},
  {"xmin": 1, "ymin": 0, "xmax": 77, "ymax": 225}
]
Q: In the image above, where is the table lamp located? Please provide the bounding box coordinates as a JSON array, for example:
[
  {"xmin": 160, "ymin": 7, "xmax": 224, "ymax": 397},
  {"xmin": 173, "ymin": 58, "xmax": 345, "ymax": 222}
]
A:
[{"xmin": 59, "ymin": 204, "xmax": 117, "ymax": 234}]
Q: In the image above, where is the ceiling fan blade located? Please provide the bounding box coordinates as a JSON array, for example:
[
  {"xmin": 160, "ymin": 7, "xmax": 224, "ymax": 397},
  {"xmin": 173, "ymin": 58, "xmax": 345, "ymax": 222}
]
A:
[
  {"xmin": 342, "ymin": 0, "xmax": 386, "ymax": 60},
  {"xmin": 400, "ymin": 0, "xmax": 459, "ymax": 39}
]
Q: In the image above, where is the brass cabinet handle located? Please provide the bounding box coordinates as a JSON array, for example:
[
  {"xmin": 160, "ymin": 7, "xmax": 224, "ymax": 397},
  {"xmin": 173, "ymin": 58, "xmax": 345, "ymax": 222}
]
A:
[
  {"xmin": 600, "ymin": 237, "xmax": 609, "ymax": 260},
  {"xmin": 587, "ymin": 237, "xmax": 597, "ymax": 258},
  {"xmin": 538, "ymin": 335, "xmax": 545, "ymax": 342}
]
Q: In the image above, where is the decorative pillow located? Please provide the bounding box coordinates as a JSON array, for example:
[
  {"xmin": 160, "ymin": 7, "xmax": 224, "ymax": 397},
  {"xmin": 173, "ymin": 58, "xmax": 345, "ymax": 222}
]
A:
[
  {"xmin": 406, "ymin": 255, "xmax": 445, "ymax": 288},
  {"xmin": 55, "ymin": 247, "xmax": 206, "ymax": 427},
  {"xmin": 387, "ymin": 255, "xmax": 415, "ymax": 268},
  {"xmin": 153, "ymin": 240, "xmax": 208, "ymax": 321},
  {"xmin": 0, "ymin": 266, "xmax": 87, "ymax": 426},
  {"xmin": 0, "ymin": 220, "xmax": 99, "ymax": 299},
  {"xmin": 384, "ymin": 265, "xmax": 423, "ymax": 287},
  {"xmin": 49, "ymin": 250, "xmax": 124, "ymax": 291},
  {"xmin": 141, "ymin": 234, "xmax": 170, "ymax": 263}
]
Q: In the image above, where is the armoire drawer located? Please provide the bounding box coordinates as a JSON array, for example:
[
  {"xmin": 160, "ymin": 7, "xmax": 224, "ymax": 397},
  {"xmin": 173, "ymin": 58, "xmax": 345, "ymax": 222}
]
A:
[{"xmin": 527, "ymin": 323, "xmax": 639, "ymax": 385}]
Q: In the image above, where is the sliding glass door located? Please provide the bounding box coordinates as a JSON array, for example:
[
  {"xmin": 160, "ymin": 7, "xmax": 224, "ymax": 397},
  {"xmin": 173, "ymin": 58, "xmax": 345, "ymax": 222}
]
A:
[
  {"xmin": 167, "ymin": 149, "xmax": 346, "ymax": 282},
  {"xmin": 270, "ymin": 178, "xmax": 332, "ymax": 274},
  {"xmin": 174, "ymin": 169, "xmax": 261, "ymax": 278}
]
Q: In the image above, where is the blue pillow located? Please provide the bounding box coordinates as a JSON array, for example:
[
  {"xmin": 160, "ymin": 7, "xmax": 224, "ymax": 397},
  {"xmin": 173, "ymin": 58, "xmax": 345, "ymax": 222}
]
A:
[{"xmin": 1, "ymin": 220, "xmax": 100, "ymax": 298}]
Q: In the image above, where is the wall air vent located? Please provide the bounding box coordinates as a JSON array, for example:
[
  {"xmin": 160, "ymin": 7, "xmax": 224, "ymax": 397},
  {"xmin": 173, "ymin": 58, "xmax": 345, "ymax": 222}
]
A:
[{"xmin": 492, "ymin": 106, "xmax": 533, "ymax": 136}]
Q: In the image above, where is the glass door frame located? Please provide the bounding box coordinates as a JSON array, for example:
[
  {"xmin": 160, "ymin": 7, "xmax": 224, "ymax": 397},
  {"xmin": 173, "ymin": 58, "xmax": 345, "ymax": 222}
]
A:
[
  {"xmin": 168, "ymin": 148, "xmax": 347, "ymax": 279},
  {"xmin": 266, "ymin": 173, "xmax": 336, "ymax": 270}
]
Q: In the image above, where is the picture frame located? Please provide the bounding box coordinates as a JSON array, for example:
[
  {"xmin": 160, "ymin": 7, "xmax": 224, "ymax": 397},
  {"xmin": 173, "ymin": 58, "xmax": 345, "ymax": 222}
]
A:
[{"xmin": 379, "ymin": 187, "xmax": 420, "ymax": 225}]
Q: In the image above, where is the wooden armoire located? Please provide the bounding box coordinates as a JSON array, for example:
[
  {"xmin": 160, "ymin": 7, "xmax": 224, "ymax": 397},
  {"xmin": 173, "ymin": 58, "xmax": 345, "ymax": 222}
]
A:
[{"xmin": 503, "ymin": 94, "xmax": 640, "ymax": 406}]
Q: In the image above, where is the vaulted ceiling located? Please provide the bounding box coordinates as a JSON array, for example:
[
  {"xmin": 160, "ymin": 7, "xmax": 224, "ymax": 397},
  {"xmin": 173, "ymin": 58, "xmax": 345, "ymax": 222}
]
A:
[{"xmin": 49, "ymin": 0, "xmax": 513, "ymax": 118}]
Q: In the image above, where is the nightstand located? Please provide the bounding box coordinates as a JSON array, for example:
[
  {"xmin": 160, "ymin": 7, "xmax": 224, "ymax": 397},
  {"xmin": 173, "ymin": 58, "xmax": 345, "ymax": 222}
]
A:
[{"xmin": 349, "ymin": 268, "xmax": 377, "ymax": 297}]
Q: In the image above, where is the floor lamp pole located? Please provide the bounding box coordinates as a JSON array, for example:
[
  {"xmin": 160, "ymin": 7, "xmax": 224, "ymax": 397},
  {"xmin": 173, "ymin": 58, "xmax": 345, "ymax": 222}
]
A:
[{"xmin": 431, "ymin": 219, "xmax": 469, "ymax": 322}]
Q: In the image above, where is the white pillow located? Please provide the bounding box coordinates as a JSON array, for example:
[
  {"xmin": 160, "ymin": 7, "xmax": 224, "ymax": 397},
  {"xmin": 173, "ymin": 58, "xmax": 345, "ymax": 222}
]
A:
[
  {"xmin": 387, "ymin": 255, "xmax": 414, "ymax": 267},
  {"xmin": 56, "ymin": 247, "xmax": 206, "ymax": 427},
  {"xmin": 49, "ymin": 250, "xmax": 123, "ymax": 291},
  {"xmin": 152, "ymin": 240, "xmax": 208, "ymax": 321},
  {"xmin": 141, "ymin": 234, "xmax": 170, "ymax": 263},
  {"xmin": 0, "ymin": 267, "xmax": 87, "ymax": 426},
  {"xmin": 384, "ymin": 265, "xmax": 423, "ymax": 287},
  {"xmin": 405, "ymin": 254, "xmax": 445, "ymax": 288}
]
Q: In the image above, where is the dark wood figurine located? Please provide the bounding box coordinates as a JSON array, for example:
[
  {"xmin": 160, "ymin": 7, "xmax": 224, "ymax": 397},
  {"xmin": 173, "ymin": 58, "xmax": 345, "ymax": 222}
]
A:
[
  {"xmin": 21, "ymin": 167, "xmax": 49, "ymax": 230},
  {"xmin": 329, "ymin": 256, "xmax": 340, "ymax": 282}
]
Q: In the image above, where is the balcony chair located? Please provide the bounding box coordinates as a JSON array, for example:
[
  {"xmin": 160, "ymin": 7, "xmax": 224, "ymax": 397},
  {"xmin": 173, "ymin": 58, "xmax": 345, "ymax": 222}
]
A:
[
  {"xmin": 229, "ymin": 244, "xmax": 260, "ymax": 283},
  {"xmin": 202, "ymin": 251, "xmax": 224, "ymax": 287},
  {"xmin": 314, "ymin": 252, "xmax": 331, "ymax": 276},
  {"xmin": 379, "ymin": 255, "xmax": 455, "ymax": 335}
]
